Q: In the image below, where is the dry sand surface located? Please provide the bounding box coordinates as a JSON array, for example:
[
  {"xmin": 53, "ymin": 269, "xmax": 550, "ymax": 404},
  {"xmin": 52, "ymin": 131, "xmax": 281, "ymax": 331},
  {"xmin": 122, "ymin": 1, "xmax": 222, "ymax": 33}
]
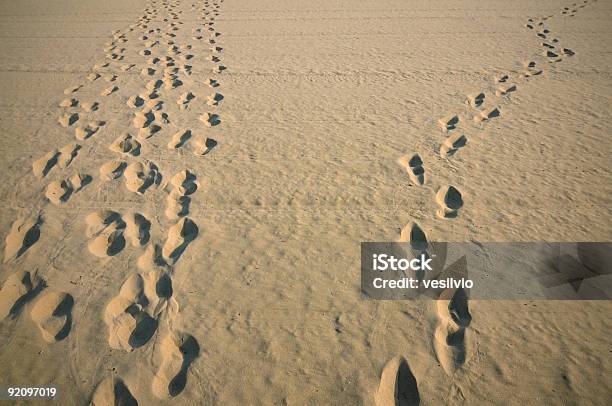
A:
[{"xmin": 0, "ymin": 0, "xmax": 611, "ymax": 404}]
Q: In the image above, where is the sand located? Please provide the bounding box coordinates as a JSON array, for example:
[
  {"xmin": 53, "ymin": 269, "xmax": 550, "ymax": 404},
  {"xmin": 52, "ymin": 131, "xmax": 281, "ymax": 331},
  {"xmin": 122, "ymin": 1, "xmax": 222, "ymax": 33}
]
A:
[{"xmin": 0, "ymin": 0, "xmax": 611, "ymax": 404}]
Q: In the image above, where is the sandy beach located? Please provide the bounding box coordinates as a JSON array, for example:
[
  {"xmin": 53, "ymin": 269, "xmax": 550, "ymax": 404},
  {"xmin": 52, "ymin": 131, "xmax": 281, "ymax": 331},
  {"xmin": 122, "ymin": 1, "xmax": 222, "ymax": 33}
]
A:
[{"xmin": 1, "ymin": 0, "xmax": 611, "ymax": 404}]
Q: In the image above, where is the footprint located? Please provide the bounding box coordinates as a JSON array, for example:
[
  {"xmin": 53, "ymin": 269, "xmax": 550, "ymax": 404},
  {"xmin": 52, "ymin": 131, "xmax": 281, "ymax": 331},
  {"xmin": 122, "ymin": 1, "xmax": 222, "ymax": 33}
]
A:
[
  {"xmin": 81, "ymin": 102, "xmax": 99, "ymax": 112},
  {"xmin": 162, "ymin": 218, "xmax": 198, "ymax": 264},
  {"xmin": 107, "ymin": 52, "xmax": 123, "ymax": 61},
  {"xmin": 446, "ymin": 287, "xmax": 472, "ymax": 328},
  {"xmin": 145, "ymin": 99, "xmax": 163, "ymax": 111},
  {"xmin": 466, "ymin": 92, "xmax": 485, "ymax": 108},
  {"xmin": 168, "ymin": 129, "xmax": 192, "ymax": 149},
  {"xmin": 165, "ymin": 191, "xmax": 190, "ymax": 220},
  {"xmin": 141, "ymin": 67, "xmax": 156, "ymax": 76},
  {"xmin": 104, "ymin": 274, "xmax": 158, "ymax": 350},
  {"xmin": 59, "ymin": 98, "xmax": 78, "ymax": 107},
  {"xmin": 140, "ymin": 122, "xmax": 163, "ymax": 138},
  {"xmin": 436, "ymin": 186, "xmax": 464, "ymax": 218},
  {"xmin": 101, "ymin": 86, "xmax": 118, "ymax": 96},
  {"xmin": 159, "ymin": 56, "xmax": 175, "ymax": 67},
  {"xmin": 163, "ymin": 77, "xmax": 182, "ymax": 89},
  {"xmin": 45, "ymin": 180, "xmax": 73, "ymax": 205},
  {"xmin": 473, "ymin": 106, "xmax": 500, "ymax": 124},
  {"xmin": 100, "ymin": 160, "xmax": 126, "ymax": 181},
  {"xmin": 177, "ymin": 92, "xmax": 195, "ymax": 110},
  {"xmin": 153, "ymin": 111, "xmax": 170, "ymax": 124},
  {"xmin": 86, "ymin": 210, "xmax": 126, "ymax": 258},
  {"xmin": 494, "ymin": 73, "xmax": 509, "ymax": 83},
  {"xmin": 544, "ymin": 49, "xmax": 560, "ymax": 59},
  {"xmin": 110, "ymin": 133, "xmax": 141, "ymax": 156},
  {"xmin": 192, "ymin": 136, "xmax": 217, "ymax": 156},
  {"xmin": 399, "ymin": 221, "xmax": 428, "ymax": 252},
  {"xmin": 86, "ymin": 210, "xmax": 124, "ymax": 237},
  {"xmin": 151, "ymin": 331, "xmax": 200, "ymax": 399},
  {"xmin": 125, "ymin": 213, "xmax": 151, "ymax": 247},
  {"xmin": 68, "ymin": 172, "xmax": 91, "ymax": 192},
  {"xmin": 88, "ymin": 229, "xmax": 125, "ymax": 258},
  {"xmin": 103, "ymin": 73, "xmax": 118, "ymax": 82},
  {"xmin": 523, "ymin": 61, "xmax": 543, "ymax": 77},
  {"xmin": 0, "ymin": 270, "xmax": 44, "ymax": 319},
  {"xmin": 374, "ymin": 356, "xmax": 420, "ymax": 406},
  {"xmin": 212, "ymin": 65, "xmax": 226, "ymax": 74},
  {"xmin": 563, "ymin": 48, "xmax": 575, "ymax": 56},
  {"xmin": 4, "ymin": 217, "xmax": 42, "ymax": 262},
  {"xmin": 75, "ymin": 123, "xmax": 99, "ymax": 140},
  {"xmin": 199, "ymin": 112, "xmax": 220, "ymax": 126},
  {"xmin": 206, "ymin": 93, "xmax": 223, "ymax": 106},
  {"xmin": 133, "ymin": 110, "xmax": 155, "ymax": 128},
  {"xmin": 32, "ymin": 150, "xmax": 59, "ymax": 178},
  {"xmin": 127, "ymin": 95, "xmax": 145, "ymax": 108},
  {"xmin": 91, "ymin": 377, "xmax": 138, "ymax": 406},
  {"xmin": 438, "ymin": 115, "xmax": 459, "ymax": 131},
  {"xmin": 105, "ymin": 265, "xmax": 175, "ymax": 350},
  {"xmin": 440, "ymin": 133, "xmax": 467, "ymax": 158},
  {"xmin": 180, "ymin": 64, "xmax": 193, "ymax": 76},
  {"xmin": 181, "ymin": 52, "xmax": 194, "ymax": 62},
  {"xmin": 124, "ymin": 161, "xmax": 161, "ymax": 194},
  {"xmin": 57, "ymin": 143, "xmax": 80, "ymax": 168},
  {"xmin": 58, "ymin": 112, "xmax": 79, "ymax": 127},
  {"xmin": 434, "ymin": 323, "xmax": 468, "ymax": 376},
  {"xmin": 397, "ymin": 153, "xmax": 425, "ymax": 186},
  {"xmin": 30, "ymin": 290, "xmax": 73, "ymax": 342},
  {"xmin": 495, "ymin": 84, "xmax": 517, "ymax": 97},
  {"xmin": 169, "ymin": 170, "xmax": 198, "ymax": 195},
  {"xmin": 63, "ymin": 85, "xmax": 81, "ymax": 95},
  {"xmin": 434, "ymin": 287, "xmax": 472, "ymax": 375}
]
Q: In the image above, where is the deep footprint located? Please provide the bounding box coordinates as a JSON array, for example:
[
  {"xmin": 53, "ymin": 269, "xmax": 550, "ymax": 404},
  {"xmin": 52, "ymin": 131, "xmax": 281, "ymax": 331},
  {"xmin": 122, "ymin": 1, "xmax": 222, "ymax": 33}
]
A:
[
  {"xmin": 152, "ymin": 331, "xmax": 200, "ymax": 399},
  {"xmin": 91, "ymin": 377, "xmax": 138, "ymax": 406},
  {"xmin": 374, "ymin": 355, "xmax": 420, "ymax": 406},
  {"xmin": 398, "ymin": 154, "xmax": 425, "ymax": 186},
  {"xmin": 30, "ymin": 290, "xmax": 73, "ymax": 342},
  {"xmin": 440, "ymin": 133, "xmax": 467, "ymax": 158},
  {"xmin": 436, "ymin": 186, "xmax": 464, "ymax": 218}
]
